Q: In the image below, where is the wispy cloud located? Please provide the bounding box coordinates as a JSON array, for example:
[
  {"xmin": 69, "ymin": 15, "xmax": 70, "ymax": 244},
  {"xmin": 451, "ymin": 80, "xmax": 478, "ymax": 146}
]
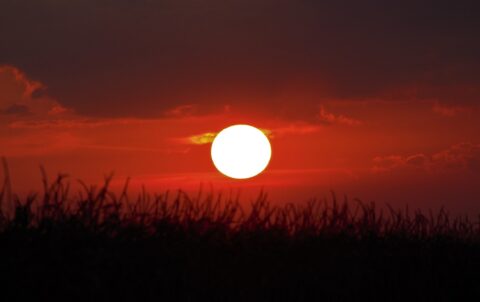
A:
[
  {"xmin": 81, "ymin": 144, "xmax": 190, "ymax": 154},
  {"xmin": 163, "ymin": 104, "xmax": 198, "ymax": 118},
  {"xmin": 188, "ymin": 132, "xmax": 218, "ymax": 145},
  {"xmin": 268, "ymin": 123, "xmax": 321, "ymax": 138},
  {"xmin": 372, "ymin": 142, "xmax": 480, "ymax": 173},
  {"xmin": 0, "ymin": 65, "xmax": 69, "ymax": 119},
  {"xmin": 317, "ymin": 105, "xmax": 362, "ymax": 126},
  {"xmin": 0, "ymin": 65, "xmax": 44, "ymax": 98},
  {"xmin": 185, "ymin": 128, "xmax": 274, "ymax": 145},
  {"xmin": 372, "ymin": 154, "xmax": 426, "ymax": 173},
  {"xmin": 7, "ymin": 118, "xmax": 157, "ymax": 129},
  {"xmin": 432, "ymin": 102, "xmax": 469, "ymax": 117}
]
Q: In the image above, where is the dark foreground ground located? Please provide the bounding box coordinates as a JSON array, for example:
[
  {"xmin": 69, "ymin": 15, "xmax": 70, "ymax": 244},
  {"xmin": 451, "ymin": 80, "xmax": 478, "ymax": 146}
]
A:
[
  {"xmin": 1, "ymin": 177, "xmax": 479, "ymax": 301},
  {"xmin": 1, "ymin": 226, "xmax": 479, "ymax": 301}
]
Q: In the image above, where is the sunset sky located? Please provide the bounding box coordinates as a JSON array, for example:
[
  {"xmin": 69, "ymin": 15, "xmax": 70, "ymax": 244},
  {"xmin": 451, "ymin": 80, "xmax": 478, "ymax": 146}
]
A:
[{"xmin": 1, "ymin": 0, "xmax": 480, "ymax": 213}]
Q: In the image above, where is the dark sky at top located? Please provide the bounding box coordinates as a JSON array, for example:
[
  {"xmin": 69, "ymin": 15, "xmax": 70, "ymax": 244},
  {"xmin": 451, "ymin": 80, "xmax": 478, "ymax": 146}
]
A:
[{"xmin": 1, "ymin": 0, "xmax": 480, "ymax": 118}]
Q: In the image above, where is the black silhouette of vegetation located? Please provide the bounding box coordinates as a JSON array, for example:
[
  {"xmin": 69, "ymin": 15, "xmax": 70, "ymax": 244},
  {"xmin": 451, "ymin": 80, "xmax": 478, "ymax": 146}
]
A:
[{"xmin": 1, "ymin": 160, "xmax": 479, "ymax": 301}]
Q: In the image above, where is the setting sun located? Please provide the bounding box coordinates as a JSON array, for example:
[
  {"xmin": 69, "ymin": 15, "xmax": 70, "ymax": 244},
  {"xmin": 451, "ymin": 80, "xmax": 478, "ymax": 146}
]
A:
[{"xmin": 211, "ymin": 124, "xmax": 272, "ymax": 179}]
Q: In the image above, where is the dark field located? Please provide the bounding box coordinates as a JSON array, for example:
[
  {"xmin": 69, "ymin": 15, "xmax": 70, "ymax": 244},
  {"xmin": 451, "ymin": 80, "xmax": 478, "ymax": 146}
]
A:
[{"xmin": 1, "ymin": 170, "xmax": 480, "ymax": 301}]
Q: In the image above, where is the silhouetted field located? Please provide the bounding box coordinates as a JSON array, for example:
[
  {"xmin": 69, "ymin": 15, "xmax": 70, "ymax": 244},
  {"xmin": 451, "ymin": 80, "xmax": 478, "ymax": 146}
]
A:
[{"xmin": 1, "ymin": 167, "xmax": 480, "ymax": 301}]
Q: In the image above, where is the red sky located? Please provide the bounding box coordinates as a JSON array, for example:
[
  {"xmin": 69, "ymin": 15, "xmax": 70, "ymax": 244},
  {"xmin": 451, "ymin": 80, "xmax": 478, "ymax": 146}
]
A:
[{"xmin": 1, "ymin": 1, "xmax": 480, "ymax": 214}]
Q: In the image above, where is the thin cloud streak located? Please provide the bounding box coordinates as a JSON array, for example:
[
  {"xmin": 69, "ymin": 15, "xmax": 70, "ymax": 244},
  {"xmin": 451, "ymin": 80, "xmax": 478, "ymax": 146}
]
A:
[{"xmin": 372, "ymin": 142, "xmax": 480, "ymax": 173}]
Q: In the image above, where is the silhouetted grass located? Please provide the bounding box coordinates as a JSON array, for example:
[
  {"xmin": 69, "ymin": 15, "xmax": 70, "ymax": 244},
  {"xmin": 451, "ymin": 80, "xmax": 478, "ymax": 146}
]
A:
[{"xmin": 1, "ymin": 161, "xmax": 480, "ymax": 301}]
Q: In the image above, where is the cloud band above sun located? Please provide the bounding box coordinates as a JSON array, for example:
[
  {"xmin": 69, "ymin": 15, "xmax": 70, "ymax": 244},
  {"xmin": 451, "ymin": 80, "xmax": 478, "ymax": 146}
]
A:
[{"xmin": 188, "ymin": 128, "xmax": 273, "ymax": 145}]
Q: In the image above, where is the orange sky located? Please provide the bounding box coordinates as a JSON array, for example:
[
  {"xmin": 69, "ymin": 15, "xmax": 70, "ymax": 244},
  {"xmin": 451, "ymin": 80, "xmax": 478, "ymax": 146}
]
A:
[{"xmin": 1, "ymin": 65, "xmax": 479, "ymax": 213}]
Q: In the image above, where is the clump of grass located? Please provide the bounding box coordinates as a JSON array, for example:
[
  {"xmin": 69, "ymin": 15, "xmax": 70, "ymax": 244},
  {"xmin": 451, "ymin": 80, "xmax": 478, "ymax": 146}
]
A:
[{"xmin": 1, "ymin": 159, "xmax": 478, "ymax": 243}]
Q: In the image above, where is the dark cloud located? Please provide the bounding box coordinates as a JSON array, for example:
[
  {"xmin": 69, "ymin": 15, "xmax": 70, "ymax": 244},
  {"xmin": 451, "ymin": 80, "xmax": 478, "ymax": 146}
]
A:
[
  {"xmin": 2, "ymin": 104, "xmax": 30, "ymax": 115},
  {"xmin": 1, "ymin": 0, "xmax": 479, "ymax": 118}
]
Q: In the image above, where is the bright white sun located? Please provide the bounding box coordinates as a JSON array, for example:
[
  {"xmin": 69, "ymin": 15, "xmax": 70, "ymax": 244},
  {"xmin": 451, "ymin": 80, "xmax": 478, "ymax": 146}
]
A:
[{"xmin": 211, "ymin": 124, "xmax": 272, "ymax": 179}]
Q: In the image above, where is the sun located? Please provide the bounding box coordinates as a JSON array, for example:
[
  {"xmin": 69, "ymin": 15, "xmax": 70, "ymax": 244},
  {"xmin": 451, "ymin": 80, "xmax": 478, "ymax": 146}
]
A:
[{"xmin": 211, "ymin": 124, "xmax": 272, "ymax": 179}]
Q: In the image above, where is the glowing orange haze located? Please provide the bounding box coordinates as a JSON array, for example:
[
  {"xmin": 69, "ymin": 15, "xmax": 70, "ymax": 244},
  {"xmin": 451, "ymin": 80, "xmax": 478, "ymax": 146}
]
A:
[{"xmin": 1, "ymin": 66, "xmax": 480, "ymax": 214}]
